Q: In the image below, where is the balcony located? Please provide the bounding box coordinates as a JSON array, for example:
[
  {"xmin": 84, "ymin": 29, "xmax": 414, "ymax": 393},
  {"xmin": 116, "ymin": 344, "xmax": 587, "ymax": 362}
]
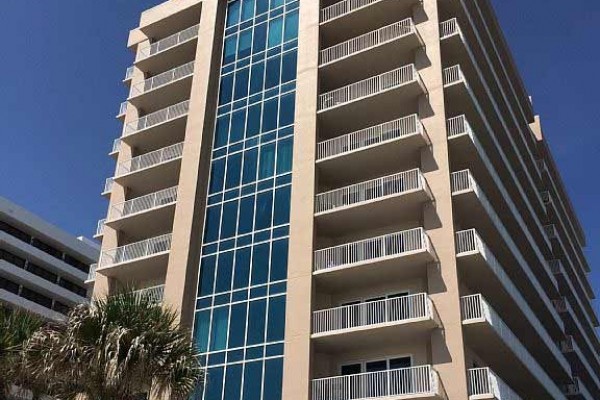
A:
[
  {"xmin": 135, "ymin": 24, "xmax": 199, "ymax": 71},
  {"xmin": 561, "ymin": 336, "xmax": 600, "ymax": 395},
  {"xmin": 312, "ymin": 293, "xmax": 439, "ymax": 351},
  {"xmin": 315, "ymin": 169, "xmax": 432, "ymax": 234},
  {"xmin": 94, "ymin": 219, "xmax": 105, "ymax": 239},
  {"xmin": 114, "ymin": 142, "xmax": 183, "ymax": 194},
  {"xmin": 564, "ymin": 377, "xmax": 594, "ymax": 400},
  {"xmin": 318, "ymin": 65, "xmax": 425, "ymax": 133},
  {"xmin": 128, "ymin": 61, "xmax": 194, "ymax": 111},
  {"xmin": 124, "ymin": 66, "xmax": 134, "ymax": 82},
  {"xmin": 313, "ymin": 228, "xmax": 435, "ymax": 290},
  {"xmin": 451, "ymin": 170, "xmax": 563, "ymax": 335},
  {"xmin": 467, "ymin": 368, "xmax": 521, "ymax": 400},
  {"xmin": 117, "ymin": 101, "xmax": 128, "ymax": 119},
  {"xmin": 85, "ymin": 263, "xmax": 97, "ymax": 283},
  {"xmin": 461, "ymin": 294, "xmax": 566, "ymax": 400},
  {"xmin": 312, "ymin": 365, "xmax": 442, "ymax": 400},
  {"xmin": 455, "ymin": 230, "xmax": 571, "ymax": 379},
  {"xmin": 109, "ymin": 138, "xmax": 121, "ymax": 158},
  {"xmin": 98, "ymin": 233, "xmax": 172, "ymax": 280},
  {"xmin": 133, "ymin": 284, "xmax": 165, "ymax": 304},
  {"xmin": 102, "ymin": 178, "xmax": 113, "ymax": 197},
  {"xmin": 105, "ymin": 186, "xmax": 178, "ymax": 240},
  {"xmin": 317, "ymin": 114, "xmax": 429, "ymax": 183},
  {"xmin": 121, "ymin": 100, "xmax": 189, "ymax": 151},
  {"xmin": 320, "ymin": 18, "xmax": 423, "ymax": 88},
  {"xmin": 320, "ymin": 0, "xmax": 422, "ymax": 46}
]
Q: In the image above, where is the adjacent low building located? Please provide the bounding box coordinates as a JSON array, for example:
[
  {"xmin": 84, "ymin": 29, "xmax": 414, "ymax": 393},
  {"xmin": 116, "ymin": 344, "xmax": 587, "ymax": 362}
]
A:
[{"xmin": 0, "ymin": 196, "xmax": 99, "ymax": 320}]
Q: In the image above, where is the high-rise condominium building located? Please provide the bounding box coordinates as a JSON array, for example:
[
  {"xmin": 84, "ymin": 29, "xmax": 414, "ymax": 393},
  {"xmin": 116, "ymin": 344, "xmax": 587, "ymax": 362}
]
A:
[
  {"xmin": 92, "ymin": 0, "xmax": 600, "ymax": 398},
  {"xmin": 0, "ymin": 196, "xmax": 98, "ymax": 320}
]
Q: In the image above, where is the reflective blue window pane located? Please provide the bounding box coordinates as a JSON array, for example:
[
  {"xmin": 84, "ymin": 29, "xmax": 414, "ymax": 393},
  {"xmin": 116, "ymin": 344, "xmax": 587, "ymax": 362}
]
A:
[
  {"xmin": 199, "ymin": 255, "xmax": 216, "ymax": 296},
  {"xmin": 247, "ymin": 300, "xmax": 266, "ymax": 345},
  {"xmin": 224, "ymin": 35, "xmax": 237, "ymax": 65},
  {"xmin": 220, "ymin": 200, "xmax": 239, "ymax": 239},
  {"xmin": 209, "ymin": 159, "xmax": 226, "ymax": 194},
  {"xmin": 267, "ymin": 296, "xmax": 285, "ymax": 341},
  {"xmin": 258, "ymin": 142, "xmax": 276, "ymax": 179},
  {"xmin": 263, "ymin": 358, "xmax": 284, "ymax": 400},
  {"xmin": 255, "ymin": 191, "xmax": 273, "ymax": 230},
  {"xmin": 268, "ymin": 17, "xmax": 283, "ymax": 48},
  {"xmin": 225, "ymin": 153, "xmax": 243, "ymax": 189},
  {"xmin": 233, "ymin": 247, "xmax": 251, "ymax": 289},
  {"xmin": 238, "ymin": 195, "xmax": 255, "ymax": 234},
  {"xmin": 262, "ymin": 99, "xmax": 278, "ymax": 132},
  {"xmin": 205, "ymin": 366, "xmax": 224, "ymax": 400},
  {"xmin": 251, "ymin": 243, "xmax": 270, "ymax": 285},
  {"xmin": 234, "ymin": 68, "xmax": 250, "ymax": 100},
  {"xmin": 284, "ymin": 10, "xmax": 299, "ymax": 42},
  {"xmin": 256, "ymin": 0, "xmax": 268, "ymax": 14},
  {"xmin": 249, "ymin": 62, "xmax": 265, "ymax": 95},
  {"xmin": 270, "ymin": 0, "xmax": 284, "ymax": 8},
  {"xmin": 193, "ymin": 310, "xmax": 211, "ymax": 353},
  {"xmin": 228, "ymin": 303, "xmax": 248, "ymax": 348},
  {"xmin": 270, "ymin": 240, "xmax": 288, "ymax": 281},
  {"xmin": 238, "ymin": 29, "xmax": 252, "ymax": 59},
  {"xmin": 215, "ymin": 251, "xmax": 234, "ymax": 293},
  {"xmin": 230, "ymin": 109, "xmax": 247, "ymax": 143},
  {"xmin": 242, "ymin": 148, "xmax": 258, "ymax": 184},
  {"xmin": 242, "ymin": 361, "xmax": 263, "ymax": 400},
  {"xmin": 265, "ymin": 55, "xmax": 281, "ymax": 89},
  {"xmin": 215, "ymin": 115, "xmax": 230, "ymax": 148},
  {"xmin": 226, "ymin": 0, "xmax": 241, "ymax": 27},
  {"xmin": 241, "ymin": 0, "xmax": 255, "ymax": 21},
  {"xmin": 204, "ymin": 206, "xmax": 222, "ymax": 243},
  {"xmin": 273, "ymin": 186, "xmax": 291, "ymax": 226},
  {"xmin": 210, "ymin": 306, "xmax": 229, "ymax": 351},
  {"xmin": 276, "ymin": 138, "xmax": 293, "ymax": 174},
  {"xmin": 279, "ymin": 92, "xmax": 295, "ymax": 127},
  {"xmin": 246, "ymin": 103, "xmax": 262, "ymax": 137},
  {"xmin": 281, "ymin": 50, "xmax": 297, "ymax": 83},
  {"xmin": 252, "ymin": 23, "xmax": 267, "ymax": 54},
  {"xmin": 219, "ymin": 74, "xmax": 234, "ymax": 105}
]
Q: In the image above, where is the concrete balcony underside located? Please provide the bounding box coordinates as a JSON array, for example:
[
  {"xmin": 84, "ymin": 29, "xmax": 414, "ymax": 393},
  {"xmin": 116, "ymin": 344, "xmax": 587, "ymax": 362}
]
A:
[
  {"xmin": 97, "ymin": 250, "xmax": 169, "ymax": 283},
  {"xmin": 129, "ymin": 73, "xmax": 193, "ymax": 113},
  {"xmin": 135, "ymin": 27, "xmax": 198, "ymax": 73},
  {"xmin": 105, "ymin": 202, "xmax": 176, "ymax": 242},
  {"xmin": 320, "ymin": 0, "xmax": 421, "ymax": 46},
  {"xmin": 114, "ymin": 157, "xmax": 182, "ymax": 196}
]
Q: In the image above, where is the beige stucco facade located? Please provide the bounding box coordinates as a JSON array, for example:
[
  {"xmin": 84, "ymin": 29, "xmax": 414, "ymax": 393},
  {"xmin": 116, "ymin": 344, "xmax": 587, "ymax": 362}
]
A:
[{"xmin": 91, "ymin": 0, "xmax": 600, "ymax": 399}]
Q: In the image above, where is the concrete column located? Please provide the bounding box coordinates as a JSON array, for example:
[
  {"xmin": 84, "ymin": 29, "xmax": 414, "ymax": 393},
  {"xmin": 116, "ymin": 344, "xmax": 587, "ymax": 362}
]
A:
[{"xmin": 280, "ymin": 0, "xmax": 320, "ymax": 399}]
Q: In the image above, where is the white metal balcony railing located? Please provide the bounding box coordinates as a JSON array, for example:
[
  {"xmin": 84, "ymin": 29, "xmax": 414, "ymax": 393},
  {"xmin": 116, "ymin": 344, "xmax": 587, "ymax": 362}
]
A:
[
  {"xmin": 443, "ymin": 65, "xmax": 466, "ymax": 87},
  {"xmin": 87, "ymin": 263, "xmax": 97, "ymax": 282},
  {"xmin": 317, "ymin": 114, "xmax": 426, "ymax": 161},
  {"xmin": 122, "ymin": 100, "xmax": 190, "ymax": 137},
  {"xmin": 129, "ymin": 61, "xmax": 195, "ymax": 98},
  {"xmin": 461, "ymin": 294, "xmax": 565, "ymax": 400},
  {"xmin": 455, "ymin": 229, "xmax": 571, "ymax": 375},
  {"xmin": 135, "ymin": 24, "xmax": 199, "ymax": 62},
  {"xmin": 313, "ymin": 293, "xmax": 433, "ymax": 334},
  {"xmin": 108, "ymin": 186, "xmax": 178, "ymax": 222},
  {"xmin": 99, "ymin": 233, "xmax": 172, "ymax": 268},
  {"xmin": 312, "ymin": 365, "xmax": 439, "ymax": 400},
  {"xmin": 116, "ymin": 142, "xmax": 184, "ymax": 177},
  {"xmin": 468, "ymin": 368, "xmax": 521, "ymax": 400},
  {"xmin": 118, "ymin": 101, "xmax": 128, "ymax": 116},
  {"xmin": 111, "ymin": 138, "xmax": 121, "ymax": 154},
  {"xmin": 315, "ymin": 169, "xmax": 429, "ymax": 214},
  {"xmin": 103, "ymin": 178, "xmax": 114, "ymax": 194},
  {"xmin": 133, "ymin": 285, "xmax": 165, "ymax": 303},
  {"xmin": 314, "ymin": 228, "xmax": 430, "ymax": 272},
  {"xmin": 124, "ymin": 66, "xmax": 134, "ymax": 81},
  {"xmin": 96, "ymin": 219, "xmax": 105, "ymax": 237},
  {"xmin": 320, "ymin": 18, "xmax": 417, "ymax": 65},
  {"xmin": 321, "ymin": 0, "xmax": 387, "ymax": 24},
  {"xmin": 439, "ymin": 18, "xmax": 461, "ymax": 40},
  {"xmin": 319, "ymin": 64, "xmax": 420, "ymax": 111}
]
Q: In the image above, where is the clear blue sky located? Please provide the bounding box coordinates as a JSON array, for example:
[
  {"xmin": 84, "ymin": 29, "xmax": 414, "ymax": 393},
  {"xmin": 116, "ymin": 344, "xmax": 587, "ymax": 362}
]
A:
[{"xmin": 1, "ymin": 1, "xmax": 599, "ymax": 311}]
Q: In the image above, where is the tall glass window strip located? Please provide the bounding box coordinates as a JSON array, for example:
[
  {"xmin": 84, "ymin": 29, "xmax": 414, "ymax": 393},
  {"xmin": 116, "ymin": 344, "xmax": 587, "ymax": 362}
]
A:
[{"xmin": 194, "ymin": 1, "xmax": 299, "ymax": 399}]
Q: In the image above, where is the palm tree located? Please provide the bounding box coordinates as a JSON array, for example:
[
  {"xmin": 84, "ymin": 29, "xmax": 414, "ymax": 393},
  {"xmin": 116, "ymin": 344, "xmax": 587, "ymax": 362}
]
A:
[
  {"xmin": 0, "ymin": 307, "xmax": 43, "ymax": 400},
  {"xmin": 21, "ymin": 290, "xmax": 203, "ymax": 400}
]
